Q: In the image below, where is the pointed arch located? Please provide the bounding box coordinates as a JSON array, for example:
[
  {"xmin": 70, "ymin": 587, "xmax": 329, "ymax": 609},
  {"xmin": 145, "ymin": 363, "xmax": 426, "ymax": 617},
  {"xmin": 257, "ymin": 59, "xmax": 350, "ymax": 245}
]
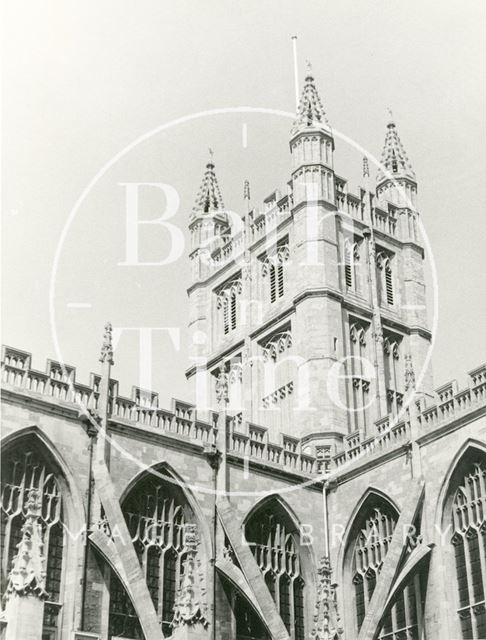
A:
[
  {"xmin": 1, "ymin": 425, "xmax": 85, "ymax": 638},
  {"xmin": 340, "ymin": 486, "xmax": 402, "ymax": 639},
  {"xmin": 111, "ymin": 460, "xmax": 211, "ymax": 638},
  {"xmin": 338, "ymin": 486, "xmax": 400, "ymax": 577},
  {"xmin": 243, "ymin": 494, "xmax": 314, "ymax": 640},
  {"xmin": 435, "ymin": 438, "xmax": 486, "ymax": 530}
]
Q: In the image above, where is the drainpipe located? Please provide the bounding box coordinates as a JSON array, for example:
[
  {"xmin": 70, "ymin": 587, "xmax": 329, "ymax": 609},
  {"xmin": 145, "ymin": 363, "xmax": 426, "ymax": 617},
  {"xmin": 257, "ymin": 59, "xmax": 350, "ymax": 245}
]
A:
[{"xmin": 79, "ymin": 409, "xmax": 99, "ymax": 631}]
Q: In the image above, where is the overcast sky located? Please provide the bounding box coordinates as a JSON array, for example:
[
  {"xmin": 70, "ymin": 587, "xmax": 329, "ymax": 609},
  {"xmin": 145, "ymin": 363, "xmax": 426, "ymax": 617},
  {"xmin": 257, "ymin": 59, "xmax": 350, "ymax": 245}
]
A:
[{"xmin": 3, "ymin": 0, "xmax": 486, "ymax": 405}]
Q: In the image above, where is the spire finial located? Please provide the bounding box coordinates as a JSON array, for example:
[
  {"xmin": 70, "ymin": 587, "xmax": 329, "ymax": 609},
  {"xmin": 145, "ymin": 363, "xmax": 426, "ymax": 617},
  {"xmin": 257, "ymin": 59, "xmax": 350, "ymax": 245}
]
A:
[
  {"xmin": 305, "ymin": 59, "xmax": 313, "ymax": 76},
  {"xmin": 243, "ymin": 179, "xmax": 250, "ymax": 201},
  {"xmin": 363, "ymin": 156, "xmax": 370, "ymax": 178},
  {"xmin": 172, "ymin": 524, "xmax": 209, "ymax": 629},
  {"xmin": 6, "ymin": 488, "xmax": 48, "ymax": 600},
  {"xmin": 208, "ymin": 147, "xmax": 214, "ymax": 163},
  {"xmin": 99, "ymin": 322, "xmax": 114, "ymax": 365},
  {"xmin": 387, "ymin": 107, "xmax": 395, "ymax": 126}
]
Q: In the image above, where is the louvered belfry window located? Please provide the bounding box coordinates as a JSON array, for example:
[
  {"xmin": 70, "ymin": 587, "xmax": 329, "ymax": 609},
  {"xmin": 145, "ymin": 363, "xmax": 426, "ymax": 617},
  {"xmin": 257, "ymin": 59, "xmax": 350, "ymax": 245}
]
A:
[
  {"xmin": 245, "ymin": 506, "xmax": 305, "ymax": 639},
  {"xmin": 451, "ymin": 458, "xmax": 486, "ymax": 639},
  {"xmin": 216, "ymin": 274, "xmax": 242, "ymax": 336},
  {"xmin": 108, "ymin": 472, "xmax": 193, "ymax": 638},
  {"xmin": 344, "ymin": 238, "xmax": 361, "ymax": 291},
  {"xmin": 1, "ymin": 443, "xmax": 64, "ymax": 637},
  {"xmin": 262, "ymin": 238, "xmax": 289, "ymax": 304},
  {"xmin": 376, "ymin": 249, "xmax": 395, "ymax": 306}
]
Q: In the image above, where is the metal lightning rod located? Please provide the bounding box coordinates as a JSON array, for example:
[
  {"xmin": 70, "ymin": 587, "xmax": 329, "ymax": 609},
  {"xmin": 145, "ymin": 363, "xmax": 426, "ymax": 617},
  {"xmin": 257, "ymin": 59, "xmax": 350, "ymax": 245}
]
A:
[{"xmin": 291, "ymin": 35, "xmax": 300, "ymax": 110}]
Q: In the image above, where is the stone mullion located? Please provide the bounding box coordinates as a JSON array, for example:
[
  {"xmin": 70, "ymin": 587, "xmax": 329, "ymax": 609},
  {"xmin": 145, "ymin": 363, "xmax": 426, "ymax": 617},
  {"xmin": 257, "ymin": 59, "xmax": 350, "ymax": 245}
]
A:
[
  {"xmin": 466, "ymin": 531, "xmax": 483, "ymax": 639},
  {"xmin": 414, "ymin": 573, "xmax": 425, "ymax": 640}
]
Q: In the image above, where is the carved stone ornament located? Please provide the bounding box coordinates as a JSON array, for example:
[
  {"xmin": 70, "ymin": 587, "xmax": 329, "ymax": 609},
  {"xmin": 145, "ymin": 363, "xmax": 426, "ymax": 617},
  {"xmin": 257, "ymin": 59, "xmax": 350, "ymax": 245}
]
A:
[
  {"xmin": 215, "ymin": 368, "xmax": 229, "ymax": 404},
  {"xmin": 172, "ymin": 524, "xmax": 209, "ymax": 628},
  {"xmin": 404, "ymin": 353, "xmax": 416, "ymax": 392},
  {"xmin": 311, "ymin": 556, "xmax": 344, "ymax": 640},
  {"xmin": 99, "ymin": 321, "xmax": 114, "ymax": 365},
  {"xmin": 6, "ymin": 488, "xmax": 48, "ymax": 600}
]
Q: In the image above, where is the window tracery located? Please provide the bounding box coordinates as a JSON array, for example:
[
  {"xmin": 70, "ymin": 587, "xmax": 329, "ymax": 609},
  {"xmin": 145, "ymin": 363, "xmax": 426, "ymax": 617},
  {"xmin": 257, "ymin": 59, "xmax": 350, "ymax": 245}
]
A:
[
  {"xmin": 108, "ymin": 472, "xmax": 196, "ymax": 638},
  {"xmin": 349, "ymin": 496, "xmax": 426, "ymax": 639},
  {"xmin": 245, "ymin": 505, "xmax": 305, "ymax": 639},
  {"xmin": 450, "ymin": 457, "xmax": 486, "ymax": 639}
]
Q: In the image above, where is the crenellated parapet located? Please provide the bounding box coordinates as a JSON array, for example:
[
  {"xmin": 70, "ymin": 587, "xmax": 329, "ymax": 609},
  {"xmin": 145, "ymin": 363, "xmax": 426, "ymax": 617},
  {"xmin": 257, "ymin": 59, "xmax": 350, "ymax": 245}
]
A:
[{"xmin": 2, "ymin": 345, "xmax": 485, "ymax": 481}]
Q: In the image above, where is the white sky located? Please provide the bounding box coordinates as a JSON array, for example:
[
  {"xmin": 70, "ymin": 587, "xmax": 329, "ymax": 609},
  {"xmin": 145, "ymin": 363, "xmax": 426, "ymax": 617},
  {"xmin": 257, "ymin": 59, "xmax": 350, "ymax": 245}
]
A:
[{"xmin": 3, "ymin": 0, "xmax": 486, "ymax": 405}]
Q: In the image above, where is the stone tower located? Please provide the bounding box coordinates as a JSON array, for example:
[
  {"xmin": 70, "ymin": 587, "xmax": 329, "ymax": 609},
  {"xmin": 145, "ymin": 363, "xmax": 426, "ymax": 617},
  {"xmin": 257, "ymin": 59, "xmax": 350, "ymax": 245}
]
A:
[{"xmin": 186, "ymin": 66, "xmax": 433, "ymax": 456}]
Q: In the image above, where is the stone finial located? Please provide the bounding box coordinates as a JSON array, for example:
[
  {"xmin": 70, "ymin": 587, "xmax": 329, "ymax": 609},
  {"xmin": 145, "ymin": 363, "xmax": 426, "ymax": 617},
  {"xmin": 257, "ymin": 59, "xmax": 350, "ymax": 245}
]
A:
[
  {"xmin": 6, "ymin": 488, "xmax": 48, "ymax": 600},
  {"xmin": 311, "ymin": 556, "xmax": 344, "ymax": 640},
  {"xmin": 99, "ymin": 322, "xmax": 114, "ymax": 365},
  {"xmin": 404, "ymin": 353, "xmax": 416, "ymax": 392},
  {"xmin": 172, "ymin": 524, "xmax": 209, "ymax": 629},
  {"xmin": 243, "ymin": 179, "xmax": 250, "ymax": 201}
]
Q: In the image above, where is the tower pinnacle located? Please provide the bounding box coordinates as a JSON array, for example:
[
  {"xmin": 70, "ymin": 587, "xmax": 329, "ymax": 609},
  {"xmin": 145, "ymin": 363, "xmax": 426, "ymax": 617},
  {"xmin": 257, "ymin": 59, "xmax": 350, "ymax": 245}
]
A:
[
  {"xmin": 376, "ymin": 113, "xmax": 416, "ymax": 185},
  {"xmin": 192, "ymin": 151, "xmax": 225, "ymax": 216},
  {"xmin": 291, "ymin": 63, "xmax": 329, "ymax": 134}
]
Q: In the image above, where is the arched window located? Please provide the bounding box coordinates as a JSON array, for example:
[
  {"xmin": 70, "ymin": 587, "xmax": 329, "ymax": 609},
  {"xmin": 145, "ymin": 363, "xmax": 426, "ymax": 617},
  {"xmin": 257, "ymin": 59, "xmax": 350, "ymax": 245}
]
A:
[
  {"xmin": 346, "ymin": 493, "xmax": 426, "ymax": 639},
  {"xmin": 449, "ymin": 452, "xmax": 486, "ymax": 639},
  {"xmin": 108, "ymin": 470, "xmax": 195, "ymax": 638},
  {"xmin": 344, "ymin": 238, "xmax": 361, "ymax": 292},
  {"xmin": 261, "ymin": 239, "xmax": 289, "ymax": 304},
  {"xmin": 245, "ymin": 500, "xmax": 306, "ymax": 639},
  {"xmin": 1, "ymin": 442, "xmax": 65, "ymax": 639},
  {"xmin": 216, "ymin": 275, "xmax": 242, "ymax": 336},
  {"xmin": 376, "ymin": 250, "xmax": 395, "ymax": 307}
]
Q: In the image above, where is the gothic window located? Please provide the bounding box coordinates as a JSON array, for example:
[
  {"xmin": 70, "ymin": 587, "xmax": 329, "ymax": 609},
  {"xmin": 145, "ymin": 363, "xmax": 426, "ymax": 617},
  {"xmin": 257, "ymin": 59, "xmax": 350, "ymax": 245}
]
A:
[
  {"xmin": 108, "ymin": 470, "xmax": 196, "ymax": 638},
  {"xmin": 216, "ymin": 274, "xmax": 242, "ymax": 336},
  {"xmin": 383, "ymin": 333, "xmax": 404, "ymax": 415},
  {"xmin": 376, "ymin": 249, "xmax": 395, "ymax": 307},
  {"xmin": 352, "ymin": 502, "xmax": 397, "ymax": 629},
  {"xmin": 344, "ymin": 238, "xmax": 362, "ymax": 292},
  {"xmin": 449, "ymin": 454, "xmax": 486, "ymax": 639},
  {"xmin": 245, "ymin": 501, "xmax": 305, "ymax": 639},
  {"xmin": 349, "ymin": 320, "xmax": 370, "ymax": 432},
  {"xmin": 261, "ymin": 238, "xmax": 289, "ymax": 304},
  {"xmin": 1, "ymin": 442, "xmax": 65, "ymax": 637},
  {"xmin": 347, "ymin": 494, "xmax": 427, "ymax": 639}
]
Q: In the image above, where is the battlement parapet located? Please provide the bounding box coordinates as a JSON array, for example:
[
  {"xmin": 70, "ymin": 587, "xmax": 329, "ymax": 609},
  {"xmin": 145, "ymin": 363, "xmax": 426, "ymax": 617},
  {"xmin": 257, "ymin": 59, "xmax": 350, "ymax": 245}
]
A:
[{"xmin": 2, "ymin": 346, "xmax": 485, "ymax": 478}]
